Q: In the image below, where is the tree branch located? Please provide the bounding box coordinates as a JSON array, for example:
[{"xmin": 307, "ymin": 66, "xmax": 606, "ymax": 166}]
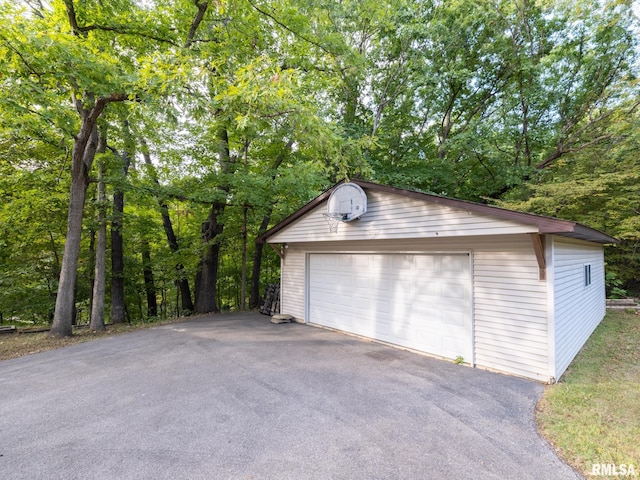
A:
[
  {"xmin": 64, "ymin": 0, "xmax": 178, "ymax": 46},
  {"xmin": 76, "ymin": 24, "xmax": 179, "ymax": 47},
  {"xmin": 24, "ymin": 0, "xmax": 45, "ymax": 19},
  {"xmin": 246, "ymin": 0, "xmax": 337, "ymax": 56},
  {"xmin": 535, "ymin": 134, "xmax": 613, "ymax": 170},
  {"xmin": 63, "ymin": 0, "xmax": 82, "ymax": 36},
  {"xmin": 185, "ymin": 1, "xmax": 209, "ymax": 48},
  {"xmin": 0, "ymin": 36, "xmax": 44, "ymax": 77}
]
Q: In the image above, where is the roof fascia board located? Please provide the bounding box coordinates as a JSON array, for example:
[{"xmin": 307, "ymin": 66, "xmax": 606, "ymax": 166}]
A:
[{"xmin": 258, "ymin": 179, "xmax": 618, "ymax": 245}]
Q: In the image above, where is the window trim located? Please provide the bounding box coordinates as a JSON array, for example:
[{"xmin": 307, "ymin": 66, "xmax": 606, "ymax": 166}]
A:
[{"xmin": 584, "ymin": 263, "xmax": 592, "ymax": 287}]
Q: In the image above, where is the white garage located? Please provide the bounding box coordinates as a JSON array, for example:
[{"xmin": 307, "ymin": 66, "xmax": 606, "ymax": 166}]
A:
[{"xmin": 258, "ymin": 180, "xmax": 617, "ymax": 383}]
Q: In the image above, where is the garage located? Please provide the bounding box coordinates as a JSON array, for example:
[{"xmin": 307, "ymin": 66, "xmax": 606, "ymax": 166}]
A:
[
  {"xmin": 308, "ymin": 253, "xmax": 472, "ymax": 361},
  {"xmin": 258, "ymin": 180, "xmax": 617, "ymax": 382}
]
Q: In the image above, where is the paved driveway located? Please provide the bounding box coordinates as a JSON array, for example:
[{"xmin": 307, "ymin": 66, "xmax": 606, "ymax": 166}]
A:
[{"xmin": 0, "ymin": 313, "xmax": 581, "ymax": 480}]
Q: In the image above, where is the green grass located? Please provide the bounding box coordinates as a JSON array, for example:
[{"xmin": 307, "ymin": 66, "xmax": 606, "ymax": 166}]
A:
[{"xmin": 537, "ymin": 310, "xmax": 640, "ymax": 479}]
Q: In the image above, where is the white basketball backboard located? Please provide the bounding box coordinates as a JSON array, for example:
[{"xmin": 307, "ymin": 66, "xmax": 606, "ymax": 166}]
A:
[{"xmin": 326, "ymin": 183, "xmax": 368, "ymax": 222}]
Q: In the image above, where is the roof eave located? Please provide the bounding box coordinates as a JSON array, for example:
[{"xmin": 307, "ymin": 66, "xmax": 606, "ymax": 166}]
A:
[
  {"xmin": 257, "ymin": 179, "xmax": 619, "ymax": 245},
  {"xmin": 256, "ymin": 186, "xmax": 338, "ymax": 244},
  {"xmin": 551, "ymin": 225, "xmax": 619, "ymax": 244}
]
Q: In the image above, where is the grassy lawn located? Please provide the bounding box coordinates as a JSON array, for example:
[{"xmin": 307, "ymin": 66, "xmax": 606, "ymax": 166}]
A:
[{"xmin": 537, "ymin": 310, "xmax": 640, "ymax": 479}]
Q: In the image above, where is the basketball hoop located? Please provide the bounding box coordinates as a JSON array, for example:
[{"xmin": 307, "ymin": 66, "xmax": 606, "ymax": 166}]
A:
[
  {"xmin": 323, "ymin": 213, "xmax": 343, "ymax": 233},
  {"xmin": 323, "ymin": 183, "xmax": 368, "ymax": 233}
]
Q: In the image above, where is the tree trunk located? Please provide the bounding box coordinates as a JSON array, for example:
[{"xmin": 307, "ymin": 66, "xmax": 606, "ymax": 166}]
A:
[
  {"xmin": 240, "ymin": 206, "xmax": 248, "ymax": 310},
  {"xmin": 88, "ymin": 227, "xmax": 96, "ymax": 318},
  {"xmin": 140, "ymin": 141, "xmax": 194, "ymax": 313},
  {"xmin": 50, "ymin": 104, "xmax": 104, "ymax": 337},
  {"xmin": 249, "ymin": 141, "xmax": 292, "ymax": 309},
  {"xmin": 110, "ymin": 138, "xmax": 131, "ymax": 324},
  {"xmin": 161, "ymin": 204, "xmax": 194, "ymax": 314},
  {"xmin": 250, "ymin": 213, "xmax": 271, "ymax": 309},
  {"xmin": 50, "ymin": 171, "xmax": 90, "ymax": 336},
  {"xmin": 141, "ymin": 240, "xmax": 158, "ymax": 318},
  {"xmin": 194, "ymin": 207, "xmax": 225, "ymax": 313},
  {"xmin": 194, "ymin": 126, "xmax": 232, "ymax": 314},
  {"xmin": 90, "ymin": 159, "xmax": 107, "ymax": 331},
  {"xmin": 110, "ymin": 187, "xmax": 126, "ymax": 323}
]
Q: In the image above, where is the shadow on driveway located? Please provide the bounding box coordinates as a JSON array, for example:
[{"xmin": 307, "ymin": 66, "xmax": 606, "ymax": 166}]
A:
[{"xmin": 0, "ymin": 312, "xmax": 581, "ymax": 479}]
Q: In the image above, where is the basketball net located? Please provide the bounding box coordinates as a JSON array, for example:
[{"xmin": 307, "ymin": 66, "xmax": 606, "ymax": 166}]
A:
[{"xmin": 322, "ymin": 213, "xmax": 342, "ymax": 233}]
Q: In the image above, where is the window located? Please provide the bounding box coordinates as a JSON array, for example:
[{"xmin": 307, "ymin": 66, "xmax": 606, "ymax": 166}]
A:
[{"xmin": 584, "ymin": 264, "xmax": 592, "ymax": 287}]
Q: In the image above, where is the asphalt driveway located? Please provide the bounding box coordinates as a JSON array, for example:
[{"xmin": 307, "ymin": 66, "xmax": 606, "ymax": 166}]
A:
[{"xmin": 0, "ymin": 313, "xmax": 581, "ymax": 480}]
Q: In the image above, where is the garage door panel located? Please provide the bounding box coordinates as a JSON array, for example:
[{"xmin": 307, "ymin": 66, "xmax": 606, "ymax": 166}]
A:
[
  {"xmin": 309, "ymin": 253, "xmax": 472, "ymax": 361},
  {"xmin": 441, "ymin": 282, "xmax": 468, "ymax": 300},
  {"xmin": 374, "ymin": 299, "xmax": 392, "ymax": 315},
  {"xmin": 395, "ymin": 279, "xmax": 415, "ymax": 294},
  {"xmin": 392, "ymin": 255, "xmax": 411, "ymax": 269},
  {"xmin": 440, "ymin": 254, "xmax": 467, "ymax": 272},
  {"xmin": 415, "ymin": 284, "xmax": 437, "ymax": 298},
  {"xmin": 414, "ymin": 255, "xmax": 435, "ymax": 270},
  {"xmin": 443, "ymin": 311, "xmax": 466, "ymax": 327},
  {"xmin": 443, "ymin": 335, "xmax": 466, "ymax": 358}
]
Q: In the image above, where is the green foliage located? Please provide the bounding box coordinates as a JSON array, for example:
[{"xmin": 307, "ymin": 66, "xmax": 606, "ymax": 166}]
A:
[
  {"xmin": 499, "ymin": 101, "xmax": 640, "ymax": 295},
  {"xmin": 0, "ymin": 144, "xmax": 68, "ymax": 322},
  {"xmin": 605, "ymin": 270, "xmax": 628, "ymax": 299},
  {"xmin": 0, "ymin": 0, "xmax": 638, "ymax": 322}
]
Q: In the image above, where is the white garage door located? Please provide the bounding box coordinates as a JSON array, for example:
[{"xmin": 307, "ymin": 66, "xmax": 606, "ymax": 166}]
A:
[{"xmin": 308, "ymin": 253, "xmax": 473, "ymax": 362}]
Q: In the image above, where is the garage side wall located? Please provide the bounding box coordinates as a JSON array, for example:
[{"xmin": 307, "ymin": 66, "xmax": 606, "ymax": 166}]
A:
[
  {"xmin": 552, "ymin": 238, "xmax": 606, "ymax": 379},
  {"xmin": 280, "ymin": 247, "xmax": 306, "ymax": 319},
  {"xmin": 279, "ymin": 236, "xmax": 550, "ymax": 381},
  {"xmin": 473, "ymin": 238, "xmax": 549, "ymax": 381}
]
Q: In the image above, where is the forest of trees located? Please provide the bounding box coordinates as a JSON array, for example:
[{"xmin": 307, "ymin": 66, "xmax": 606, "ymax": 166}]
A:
[{"xmin": 0, "ymin": 0, "xmax": 638, "ymax": 336}]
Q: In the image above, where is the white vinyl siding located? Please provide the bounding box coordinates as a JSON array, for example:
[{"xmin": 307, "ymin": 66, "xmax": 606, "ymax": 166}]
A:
[
  {"xmin": 268, "ymin": 191, "xmax": 537, "ymax": 244},
  {"xmin": 473, "ymin": 239, "xmax": 549, "ymax": 381},
  {"xmin": 280, "ymin": 247, "xmax": 306, "ymax": 320},
  {"xmin": 552, "ymin": 238, "xmax": 606, "ymax": 378}
]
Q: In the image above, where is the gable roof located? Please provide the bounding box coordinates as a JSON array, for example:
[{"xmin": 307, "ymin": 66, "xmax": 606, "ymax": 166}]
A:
[{"xmin": 257, "ymin": 180, "xmax": 618, "ymax": 244}]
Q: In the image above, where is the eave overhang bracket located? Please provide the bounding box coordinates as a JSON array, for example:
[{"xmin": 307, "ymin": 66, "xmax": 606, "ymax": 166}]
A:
[
  {"xmin": 530, "ymin": 233, "xmax": 546, "ymax": 281},
  {"xmin": 269, "ymin": 243, "xmax": 285, "ymax": 261}
]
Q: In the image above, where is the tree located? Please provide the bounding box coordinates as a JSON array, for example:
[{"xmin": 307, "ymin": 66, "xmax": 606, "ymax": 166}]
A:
[
  {"xmin": 499, "ymin": 100, "xmax": 640, "ymax": 295},
  {"xmin": 0, "ymin": 0, "xmax": 212, "ymax": 335},
  {"xmin": 109, "ymin": 119, "xmax": 134, "ymax": 324},
  {"xmin": 0, "ymin": 135, "xmax": 68, "ymax": 322},
  {"xmin": 89, "ymin": 131, "xmax": 107, "ymax": 331},
  {"xmin": 1, "ymin": 0, "xmax": 637, "ymax": 326},
  {"xmin": 1, "ymin": 1, "xmax": 142, "ymax": 335},
  {"xmin": 140, "ymin": 139, "xmax": 195, "ymax": 314}
]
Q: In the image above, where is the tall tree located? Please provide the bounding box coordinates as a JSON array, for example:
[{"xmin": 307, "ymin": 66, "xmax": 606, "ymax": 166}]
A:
[
  {"xmin": 1, "ymin": 0, "xmax": 213, "ymax": 334},
  {"xmin": 140, "ymin": 140, "xmax": 195, "ymax": 314},
  {"xmin": 109, "ymin": 120, "xmax": 134, "ymax": 324},
  {"xmin": 194, "ymin": 126, "xmax": 233, "ymax": 314},
  {"xmin": 89, "ymin": 131, "xmax": 108, "ymax": 331}
]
